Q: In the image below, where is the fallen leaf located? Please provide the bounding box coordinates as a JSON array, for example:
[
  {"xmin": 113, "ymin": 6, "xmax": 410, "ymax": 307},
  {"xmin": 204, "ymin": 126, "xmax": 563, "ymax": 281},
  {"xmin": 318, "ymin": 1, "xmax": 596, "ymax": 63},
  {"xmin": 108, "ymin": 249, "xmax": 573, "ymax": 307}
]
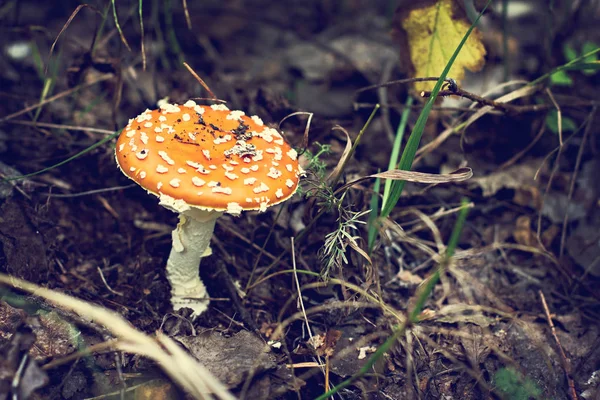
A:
[
  {"xmin": 175, "ymin": 330, "xmax": 276, "ymax": 388},
  {"xmin": 471, "ymin": 159, "xmax": 543, "ymax": 197},
  {"xmin": 393, "ymin": 0, "xmax": 486, "ymax": 91},
  {"xmin": 133, "ymin": 379, "xmax": 177, "ymax": 400},
  {"xmin": 513, "ymin": 216, "xmax": 537, "ymax": 247},
  {"xmin": 433, "ymin": 304, "xmax": 496, "ymax": 328},
  {"xmin": 397, "ymin": 270, "xmax": 424, "ymax": 285}
]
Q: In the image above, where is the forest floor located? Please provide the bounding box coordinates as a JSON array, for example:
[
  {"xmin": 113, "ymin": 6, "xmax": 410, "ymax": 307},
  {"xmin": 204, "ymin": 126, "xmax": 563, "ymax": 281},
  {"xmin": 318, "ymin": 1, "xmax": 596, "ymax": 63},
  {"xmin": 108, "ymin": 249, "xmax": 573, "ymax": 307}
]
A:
[{"xmin": 1, "ymin": 1, "xmax": 600, "ymax": 399}]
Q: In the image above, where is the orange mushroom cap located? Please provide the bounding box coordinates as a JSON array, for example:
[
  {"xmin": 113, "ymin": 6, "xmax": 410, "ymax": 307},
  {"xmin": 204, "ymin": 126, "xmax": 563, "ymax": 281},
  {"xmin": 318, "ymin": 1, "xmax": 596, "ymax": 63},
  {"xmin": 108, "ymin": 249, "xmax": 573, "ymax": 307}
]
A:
[{"xmin": 115, "ymin": 101, "xmax": 302, "ymax": 214}]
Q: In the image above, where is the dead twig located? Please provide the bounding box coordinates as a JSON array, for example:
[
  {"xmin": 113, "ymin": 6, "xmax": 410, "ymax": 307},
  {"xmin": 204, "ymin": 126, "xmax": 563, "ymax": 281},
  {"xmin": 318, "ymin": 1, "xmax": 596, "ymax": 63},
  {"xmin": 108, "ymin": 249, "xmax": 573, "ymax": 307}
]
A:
[
  {"xmin": 420, "ymin": 84, "xmax": 597, "ymax": 115},
  {"xmin": 420, "ymin": 86, "xmax": 514, "ymax": 113},
  {"xmin": 97, "ymin": 267, "xmax": 124, "ymax": 296},
  {"xmin": 538, "ymin": 291, "xmax": 578, "ymax": 400}
]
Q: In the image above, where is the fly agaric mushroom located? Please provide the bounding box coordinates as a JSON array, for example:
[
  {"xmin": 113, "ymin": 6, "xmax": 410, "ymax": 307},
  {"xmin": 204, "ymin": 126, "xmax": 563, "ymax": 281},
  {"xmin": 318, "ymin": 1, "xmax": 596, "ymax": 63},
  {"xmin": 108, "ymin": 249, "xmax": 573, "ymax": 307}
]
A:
[{"xmin": 115, "ymin": 100, "xmax": 302, "ymax": 317}]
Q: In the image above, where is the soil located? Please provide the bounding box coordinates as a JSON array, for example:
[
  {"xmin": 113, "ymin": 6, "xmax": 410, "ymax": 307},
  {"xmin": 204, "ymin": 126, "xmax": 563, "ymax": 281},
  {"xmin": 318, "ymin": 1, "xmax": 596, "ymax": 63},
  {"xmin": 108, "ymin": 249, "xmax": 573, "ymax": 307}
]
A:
[{"xmin": 1, "ymin": 1, "xmax": 600, "ymax": 399}]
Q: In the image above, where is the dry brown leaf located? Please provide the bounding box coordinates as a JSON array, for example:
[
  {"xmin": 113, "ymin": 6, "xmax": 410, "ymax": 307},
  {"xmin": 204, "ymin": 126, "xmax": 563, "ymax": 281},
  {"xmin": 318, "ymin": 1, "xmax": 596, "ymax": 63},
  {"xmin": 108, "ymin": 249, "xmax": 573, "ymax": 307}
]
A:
[
  {"xmin": 433, "ymin": 304, "xmax": 495, "ymax": 328},
  {"xmin": 471, "ymin": 159, "xmax": 543, "ymax": 197},
  {"xmin": 336, "ymin": 167, "xmax": 472, "ymax": 194}
]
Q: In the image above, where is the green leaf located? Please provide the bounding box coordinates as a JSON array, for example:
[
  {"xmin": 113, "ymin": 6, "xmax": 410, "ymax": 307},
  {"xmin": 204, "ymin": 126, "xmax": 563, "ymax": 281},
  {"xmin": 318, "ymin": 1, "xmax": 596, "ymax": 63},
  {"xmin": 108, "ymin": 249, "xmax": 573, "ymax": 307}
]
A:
[
  {"xmin": 545, "ymin": 111, "xmax": 577, "ymax": 135},
  {"xmin": 549, "ymin": 69, "xmax": 573, "ymax": 86},
  {"xmin": 582, "ymin": 42, "xmax": 599, "ymax": 75},
  {"xmin": 563, "ymin": 43, "xmax": 577, "ymax": 61},
  {"xmin": 582, "ymin": 42, "xmax": 599, "ymax": 61}
]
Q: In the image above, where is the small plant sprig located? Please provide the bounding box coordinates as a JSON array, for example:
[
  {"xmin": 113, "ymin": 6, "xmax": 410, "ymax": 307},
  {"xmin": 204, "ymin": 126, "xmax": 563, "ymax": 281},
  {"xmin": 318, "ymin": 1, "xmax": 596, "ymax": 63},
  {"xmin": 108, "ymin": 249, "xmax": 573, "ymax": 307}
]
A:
[
  {"xmin": 319, "ymin": 195, "xmax": 370, "ymax": 278},
  {"xmin": 298, "ymin": 142, "xmax": 338, "ymax": 210}
]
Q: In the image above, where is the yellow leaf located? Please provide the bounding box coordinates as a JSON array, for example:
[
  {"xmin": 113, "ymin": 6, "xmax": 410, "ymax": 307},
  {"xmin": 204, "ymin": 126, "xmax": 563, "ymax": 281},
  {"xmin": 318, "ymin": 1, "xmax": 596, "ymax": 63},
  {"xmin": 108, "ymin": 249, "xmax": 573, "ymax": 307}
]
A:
[{"xmin": 394, "ymin": 0, "xmax": 486, "ymax": 91}]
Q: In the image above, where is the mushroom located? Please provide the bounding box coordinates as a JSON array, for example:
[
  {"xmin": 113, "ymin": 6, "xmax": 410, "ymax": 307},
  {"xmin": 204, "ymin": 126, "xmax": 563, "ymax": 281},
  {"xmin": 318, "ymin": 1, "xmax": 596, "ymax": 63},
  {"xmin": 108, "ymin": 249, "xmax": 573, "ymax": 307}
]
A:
[{"xmin": 115, "ymin": 100, "xmax": 302, "ymax": 317}]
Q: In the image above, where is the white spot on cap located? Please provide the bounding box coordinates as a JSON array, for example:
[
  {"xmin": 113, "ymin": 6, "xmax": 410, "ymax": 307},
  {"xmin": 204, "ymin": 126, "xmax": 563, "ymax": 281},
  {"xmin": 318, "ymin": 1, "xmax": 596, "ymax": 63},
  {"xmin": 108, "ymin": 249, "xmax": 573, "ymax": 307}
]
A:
[
  {"xmin": 213, "ymin": 134, "xmax": 232, "ymax": 145},
  {"xmin": 156, "ymin": 135, "xmax": 165, "ymax": 142},
  {"xmin": 186, "ymin": 161, "xmax": 207, "ymax": 173},
  {"xmin": 118, "ymin": 143, "xmax": 125, "ymax": 152},
  {"xmin": 207, "ymin": 181, "xmax": 219, "ymax": 187},
  {"xmin": 157, "ymin": 182, "xmax": 163, "ymax": 190},
  {"xmin": 244, "ymin": 177, "xmax": 257, "ymax": 185},
  {"xmin": 225, "ymin": 172, "xmax": 239, "ymax": 180},
  {"xmin": 212, "ymin": 186, "xmax": 232, "ymax": 195},
  {"xmin": 246, "ymin": 198, "xmax": 253, "ymax": 203},
  {"xmin": 184, "ymin": 100, "xmax": 197, "ymax": 108},
  {"xmin": 210, "ymin": 104, "xmax": 229, "ymax": 111},
  {"xmin": 209, "ymin": 165, "xmax": 217, "ymax": 170},
  {"xmin": 286, "ymin": 164, "xmax": 293, "ymax": 172},
  {"xmin": 259, "ymin": 202, "xmax": 268, "ymax": 212},
  {"xmin": 252, "ymin": 150, "xmax": 264, "ymax": 162},
  {"xmin": 159, "ymin": 115, "xmax": 167, "ymax": 122},
  {"xmin": 182, "ymin": 113, "xmax": 191, "ymax": 122},
  {"xmin": 274, "ymin": 139, "xmax": 284, "ymax": 145},
  {"xmin": 177, "ymin": 168, "xmax": 187, "ymax": 174},
  {"xmin": 226, "ymin": 110, "xmax": 245, "ymax": 120},
  {"xmin": 194, "ymin": 105, "xmax": 205, "ymax": 115},
  {"xmin": 227, "ymin": 202, "xmax": 242, "ymax": 215},
  {"xmin": 286, "ymin": 179, "xmax": 294, "ymax": 188},
  {"xmin": 275, "ymin": 188, "xmax": 284, "ymax": 198},
  {"xmin": 136, "ymin": 149, "xmax": 149, "ymax": 160},
  {"xmin": 251, "ymin": 115, "xmax": 264, "ymax": 126},
  {"xmin": 267, "ymin": 167, "xmax": 282, "ymax": 179},
  {"xmin": 192, "ymin": 177, "xmax": 205, "ymax": 187},
  {"xmin": 287, "ymin": 149, "xmax": 298, "ymax": 160},
  {"xmin": 250, "ymin": 165, "xmax": 259, "ymax": 171},
  {"xmin": 222, "ymin": 164, "xmax": 234, "ymax": 172},
  {"xmin": 139, "ymin": 171, "xmax": 147, "ymax": 179},
  {"xmin": 129, "ymin": 166, "xmax": 136, "ymax": 172},
  {"xmin": 160, "ymin": 103, "xmax": 181, "ymax": 113},
  {"xmin": 154, "ymin": 127, "xmax": 163, "ymax": 133},
  {"xmin": 169, "ymin": 179, "xmax": 181, "ymax": 188},
  {"xmin": 140, "ymin": 132, "xmax": 149, "ymax": 144},
  {"xmin": 156, "ymin": 165, "xmax": 169, "ymax": 173},
  {"xmin": 144, "ymin": 122, "xmax": 153, "ymax": 128},
  {"xmin": 158, "ymin": 150, "xmax": 175, "ymax": 165},
  {"xmin": 253, "ymin": 182, "xmax": 269, "ymax": 194},
  {"xmin": 188, "ymin": 132, "xmax": 197, "ymax": 141},
  {"xmin": 126, "ymin": 130, "xmax": 136, "ymax": 138},
  {"xmin": 202, "ymin": 149, "xmax": 211, "ymax": 160},
  {"xmin": 241, "ymin": 167, "xmax": 250, "ymax": 174}
]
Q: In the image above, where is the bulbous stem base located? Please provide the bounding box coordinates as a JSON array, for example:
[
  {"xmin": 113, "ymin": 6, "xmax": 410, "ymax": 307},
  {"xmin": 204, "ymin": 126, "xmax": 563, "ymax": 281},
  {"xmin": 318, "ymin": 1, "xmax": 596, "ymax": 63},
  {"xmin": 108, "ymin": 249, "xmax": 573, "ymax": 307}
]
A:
[{"xmin": 165, "ymin": 210, "xmax": 220, "ymax": 318}]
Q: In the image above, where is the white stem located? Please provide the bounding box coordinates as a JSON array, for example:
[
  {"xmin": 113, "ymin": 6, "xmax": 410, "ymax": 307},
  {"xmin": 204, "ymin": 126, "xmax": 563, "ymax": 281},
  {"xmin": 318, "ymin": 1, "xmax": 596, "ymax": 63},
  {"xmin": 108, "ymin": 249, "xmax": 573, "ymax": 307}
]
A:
[{"xmin": 165, "ymin": 210, "xmax": 220, "ymax": 318}]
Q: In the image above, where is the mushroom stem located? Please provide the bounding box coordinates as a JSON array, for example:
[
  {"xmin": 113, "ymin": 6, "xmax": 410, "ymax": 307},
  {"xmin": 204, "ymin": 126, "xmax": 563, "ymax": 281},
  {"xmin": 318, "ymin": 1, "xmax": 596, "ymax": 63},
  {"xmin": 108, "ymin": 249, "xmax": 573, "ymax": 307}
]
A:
[{"xmin": 165, "ymin": 210, "xmax": 221, "ymax": 318}]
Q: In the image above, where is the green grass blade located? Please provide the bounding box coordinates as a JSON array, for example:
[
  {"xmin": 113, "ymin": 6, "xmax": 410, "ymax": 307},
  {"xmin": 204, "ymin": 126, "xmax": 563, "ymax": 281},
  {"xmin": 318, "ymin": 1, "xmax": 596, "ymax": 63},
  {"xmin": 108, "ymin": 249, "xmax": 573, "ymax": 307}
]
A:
[
  {"xmin": 111, "ymin": 0, "xmax": 131, "ymax": 51},
  {"xmin": 381, "ymin": 1, "xmax": 491, "ymax": 218},
  {"xmin": 367, "ymin": 176, "xmax": 381, "ymax": 253},
  {"xmin": 2, "ymin": 131, "xmax": 120, "ymax": 182},
  {"xmin": 382, "ymin": 96, "xmax": 413, "ymax": 209}
]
